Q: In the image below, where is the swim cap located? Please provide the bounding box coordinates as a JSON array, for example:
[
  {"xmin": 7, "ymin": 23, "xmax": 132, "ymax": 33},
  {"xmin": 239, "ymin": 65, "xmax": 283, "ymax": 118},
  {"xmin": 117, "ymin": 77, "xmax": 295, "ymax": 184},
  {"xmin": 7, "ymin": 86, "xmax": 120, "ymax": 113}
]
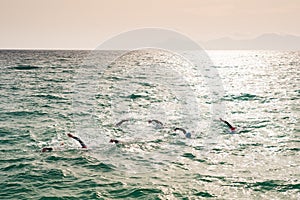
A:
[{"xmin": 185, "ymin": 132, "xmax": 191, "ymax": 138}]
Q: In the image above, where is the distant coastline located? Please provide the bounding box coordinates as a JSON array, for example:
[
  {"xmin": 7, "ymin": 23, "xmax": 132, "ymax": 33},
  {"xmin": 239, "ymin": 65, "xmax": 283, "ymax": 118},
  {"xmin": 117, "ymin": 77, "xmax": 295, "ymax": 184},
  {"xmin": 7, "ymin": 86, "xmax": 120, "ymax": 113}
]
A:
[
  {"xmin": 1, "ymin": 33, "xmax": 300, "ymax": 51},
  {"xmin": 202, "ymin": 33, "xmax": 300, "ymax": 50}
]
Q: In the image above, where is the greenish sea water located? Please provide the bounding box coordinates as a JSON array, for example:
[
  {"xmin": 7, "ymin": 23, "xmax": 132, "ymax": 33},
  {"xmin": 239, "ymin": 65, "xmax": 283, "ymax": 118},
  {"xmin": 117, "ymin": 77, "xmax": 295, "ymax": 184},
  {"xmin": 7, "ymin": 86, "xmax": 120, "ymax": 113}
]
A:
[{"xmin": 0, "ymin": 50, "xmax": 299, "ymax": 199}]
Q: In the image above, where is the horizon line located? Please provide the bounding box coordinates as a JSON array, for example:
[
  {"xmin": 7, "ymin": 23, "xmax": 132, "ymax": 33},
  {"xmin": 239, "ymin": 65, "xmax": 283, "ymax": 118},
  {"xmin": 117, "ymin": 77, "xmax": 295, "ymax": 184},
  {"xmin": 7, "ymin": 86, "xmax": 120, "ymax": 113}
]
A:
[{"xmin": 0, "ymin": 48, "xmax": 299, "ymax": 51}]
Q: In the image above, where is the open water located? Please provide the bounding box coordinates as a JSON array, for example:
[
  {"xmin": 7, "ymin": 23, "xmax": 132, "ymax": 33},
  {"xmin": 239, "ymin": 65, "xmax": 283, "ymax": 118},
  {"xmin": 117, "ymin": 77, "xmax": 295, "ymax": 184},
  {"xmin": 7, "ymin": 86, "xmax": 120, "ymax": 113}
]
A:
[{"xmin": 0, "ymin": 49, "xmax": 299, "ymax": 199}]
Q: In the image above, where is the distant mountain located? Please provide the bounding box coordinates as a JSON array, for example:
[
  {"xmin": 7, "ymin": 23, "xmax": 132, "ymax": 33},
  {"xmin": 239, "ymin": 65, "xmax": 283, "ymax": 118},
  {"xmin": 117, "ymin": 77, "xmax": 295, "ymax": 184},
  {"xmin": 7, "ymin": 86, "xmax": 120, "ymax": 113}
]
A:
[{"xmin": 203, "ymin": 33, "xmax": 300, "ymax": 50}]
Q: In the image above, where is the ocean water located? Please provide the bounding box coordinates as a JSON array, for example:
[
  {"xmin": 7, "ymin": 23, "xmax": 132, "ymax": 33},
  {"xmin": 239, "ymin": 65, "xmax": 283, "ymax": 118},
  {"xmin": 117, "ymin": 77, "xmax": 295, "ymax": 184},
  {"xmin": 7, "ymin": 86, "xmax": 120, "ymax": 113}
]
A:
[{"xmin": 0, "ymin": 49, "xmax": 299, "ymax": 199}]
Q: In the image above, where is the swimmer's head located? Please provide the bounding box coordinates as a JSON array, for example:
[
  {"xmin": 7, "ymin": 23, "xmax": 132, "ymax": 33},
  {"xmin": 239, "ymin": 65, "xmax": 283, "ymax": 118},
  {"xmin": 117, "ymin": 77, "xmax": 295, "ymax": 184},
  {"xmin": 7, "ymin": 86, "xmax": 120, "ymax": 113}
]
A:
[
  {"xmin": 109, "ymin": 139, "xmax": 119, "ymax": 144},
  {"xmin": 67, "ymin": 133, "xmax": 73, "ymax": 137},
  {"xmin": 185, "ymin": 132, "xmax": 191, "ymax": 138},
  {"xmin": 42, "ymin": 147, "xmax": 53, "ymax": 152},
  {"xmin": 230, "ymin": 127, "xmax": 237, "ymax": 134}
]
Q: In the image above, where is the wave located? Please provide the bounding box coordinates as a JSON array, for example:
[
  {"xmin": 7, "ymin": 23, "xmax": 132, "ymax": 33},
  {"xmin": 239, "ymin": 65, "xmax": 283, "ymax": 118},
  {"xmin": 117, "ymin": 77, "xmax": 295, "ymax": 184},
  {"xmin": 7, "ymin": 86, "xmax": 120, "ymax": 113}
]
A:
[
  {"xmin": 12, "ymin": 65, "xmax": 40, "ymax": 70},
  {"xmin": 194, "ymin": 191, "xmax": 216, "ymax": 197},
  {"xmin": 34, "ymin": 94, "xmax": 67, "ymax": 100},
  {"xmin": 248, "ymin": 180, "xmax": 300, "ymax": 192},
  {"xmin": 85, "ymin": 162, "xmax": 115, "ymax": 172},
  {"xmin": 227, "ymin": 180, "xmax": 300, "ymax": 193},
  {"xmin": 106, "ymin": 188, "xmax": 162, "ymax": 199},
  {"xmin": 223, "ymin": 93, "xmax": 262, "ymax": 101},
  {"xmin": 1, "ymin": 111, "xmax": 47, "ymax": 117},
  {"xmin": 1, "ymin": 163, "xmax": 32, "ymax": 172}
]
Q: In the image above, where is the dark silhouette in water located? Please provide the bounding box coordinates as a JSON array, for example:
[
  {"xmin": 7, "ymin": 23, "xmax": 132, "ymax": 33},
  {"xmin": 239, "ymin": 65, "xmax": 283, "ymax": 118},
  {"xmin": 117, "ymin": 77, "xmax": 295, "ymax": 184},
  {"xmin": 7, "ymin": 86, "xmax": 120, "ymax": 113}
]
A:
[
  {"xmin": 174, "ymin": 128, "xmax": 191, "ymax": 138},
  {"xmin": 148, "ymin": 119, "xmax": 164, "ymax": 127},
  {"xmin": 116, "ymin": 119, "xmax": 131, "ymax": 126},
  {"xmin": 41, "ymin": 147, "xmax": 53, "ymax": 152},
  {"xmin": 41, "ymin": 134, "xmax": 87, "ymax": 152},
  {"xmin": 109, "ymin": 139, "xmax": 121, "ymax": 144},
  {"xmin": 116, "ymin": 119, "xmax": 163, "ymax": 128},
  {"xmin": 111, "ymin": 119, "xmax": 190, "ymax": 145},
  {"xmin": 67, "ymin": 133, "xmax": 87, "ymax": 148},
  {"xmin": 220, "ymin": 118, "xmax": 236, "ymax": 133}
]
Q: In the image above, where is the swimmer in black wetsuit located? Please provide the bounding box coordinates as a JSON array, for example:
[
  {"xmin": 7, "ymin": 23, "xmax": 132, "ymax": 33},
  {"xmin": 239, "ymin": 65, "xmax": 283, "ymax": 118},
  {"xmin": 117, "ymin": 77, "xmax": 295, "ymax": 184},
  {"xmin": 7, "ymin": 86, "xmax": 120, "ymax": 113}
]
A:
[
  {"xmin": 109, "ymin": 139, "xmax": 120, "ymax": 144},
  {"xmin": 41, "ymin": 134, "xmax": 87, "ymax": 152},
  {"xmin": 116, "ymin": 119, "xmax": 130, "ymax": 126},
  {"xmin": 112, "ymin": 119, "xmax": 133, "ymax": 145},
  {"xmin": 220, "ymin": 118, "xmax": 236, "ymax": 133},
  {"xmin": 148, "ymin": 119, "xmax": 163, "ymax": 126},
  {"xmin": 67, "ymin": 133, "xmax": 87, "ymax": 148},
  {"xmin": 41, "ymin": 147, "xmax": 53, "ymax": 152},
  {"xmin": 148, "ymin": 119, "xmax": 164, "ymax": 128},
  {"xmin": 41, "ymin": 141, "xmax": 64, "ymax": 152},
  {"xmin": 174, "ymin": 128, "xmax": 191, "ymax": 138}
]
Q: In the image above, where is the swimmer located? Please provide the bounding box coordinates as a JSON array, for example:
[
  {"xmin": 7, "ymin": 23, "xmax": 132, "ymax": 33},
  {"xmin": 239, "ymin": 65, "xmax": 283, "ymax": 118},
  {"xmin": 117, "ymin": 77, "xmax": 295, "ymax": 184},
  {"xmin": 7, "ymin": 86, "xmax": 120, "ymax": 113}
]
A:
[
  {"xmin": 148, "ymin": 119, "xmax": 164, "ymax": 128},
  {"xmin": 116, "ymin": 119, "xmax": 130, "ymax": 126},
  {"xmin": 41, "ymin": 142, "xmax": 64, "ymax": 152},
  {"xmin": 174, "ymin": 128, "xmax": 191, "ymax": 138},
  {"xmin": 220, "ymin": 118, "xmax": 236, "ymax": 133},
  {"xmin": 41, "ymin": 147, "xmax": 53, "ymax": 152},
  {"xmin": 109, "ymin": 139, "xmax": 145, "ymax": 145},
  {"xmin": 41, "ymin": 134, "xmax": 86, "ymax": 152},
  {"xmin": 109, "ymin": 139, "xmax": 121, "ymax": 144},
  {"xmin": 67, "ymin": 133, "xmax": 87, "ymax": 148}
]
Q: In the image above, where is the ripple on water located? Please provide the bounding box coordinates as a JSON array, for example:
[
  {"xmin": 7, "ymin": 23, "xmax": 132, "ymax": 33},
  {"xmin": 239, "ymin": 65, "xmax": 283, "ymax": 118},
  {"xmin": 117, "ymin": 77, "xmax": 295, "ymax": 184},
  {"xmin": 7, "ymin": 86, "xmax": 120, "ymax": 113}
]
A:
[
  {"xmin": 105, "ymin": 188, "xmax": 162, "ymax": 199},
  {"xmin": 222, "ymin": 93, "xmax": 263, "ymax": 101},
  {"xmin": 11, "ymin": 65, "xmax": 41, "ymax": 70},
  {"xmin": 1, "ymin": 163, "xmax": 32, "ymax": 172},
  {"xmin": 85, "ymin": 162, "xmax": 115, "ymax": 172},
  {"xmin": 246, "ymin": 180, "xmax": 300, "ymax": 193}
]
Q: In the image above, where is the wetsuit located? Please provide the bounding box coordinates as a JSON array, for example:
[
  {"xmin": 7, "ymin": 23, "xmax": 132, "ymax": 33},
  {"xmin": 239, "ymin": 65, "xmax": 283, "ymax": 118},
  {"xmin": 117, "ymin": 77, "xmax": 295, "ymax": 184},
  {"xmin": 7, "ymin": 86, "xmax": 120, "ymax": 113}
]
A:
[
  {"xmin": 174, "ymin": 128, "xmax": 191, "ymax": 138},
  {"xmin": 148, "ymin": 120, "xmax": 163, "ymax": 126},
  {"xmin": 224, "ymin": 121, "xmax": 235, "ymax": 130},
  {"xmin": 67, "ymin": 133, "xmax": 87, "ymax": 148},
  {"xmin": 110, "ymin": 139, "xmax": 120, "ymax": 144},
  {"xmin": 116, "ymin": 119, "xmax": 130, "ymax": 126},
  {"xmin": 41, "ymin": 147, "xmax": 53, "ymax": 152},
  {"xmin": 220, "ymin": 118, "xmax": 236, "ymax": 132}
]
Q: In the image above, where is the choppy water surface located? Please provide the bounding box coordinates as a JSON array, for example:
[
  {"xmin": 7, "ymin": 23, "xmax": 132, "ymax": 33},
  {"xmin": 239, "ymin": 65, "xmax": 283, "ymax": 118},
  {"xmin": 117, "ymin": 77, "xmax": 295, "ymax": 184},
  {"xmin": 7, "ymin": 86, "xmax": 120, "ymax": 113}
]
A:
[{"xmin": 0, "ymin": 50, "xmax": 299, "ymax": 199}]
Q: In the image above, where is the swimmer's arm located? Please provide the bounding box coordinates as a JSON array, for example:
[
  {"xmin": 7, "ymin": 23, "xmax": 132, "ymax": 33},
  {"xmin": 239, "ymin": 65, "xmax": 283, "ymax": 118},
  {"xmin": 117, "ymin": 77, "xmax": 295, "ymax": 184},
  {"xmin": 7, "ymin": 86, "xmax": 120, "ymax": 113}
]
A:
[
  {"xmin": 220, "ymin": 118, "xmax": 234, "ymax": 129},
  {"xmin": 148, "ymin": 119, "xmax": 163, "ymax": 126},
  {"xmin": 116, "ymin": 119, "xmax": 130, "ymax": 126},
  {"xmin": 174, "ymin": 127, "xmax": 187, "ymax": 134},
  {"xmin": 67, "ymin": 133, "xmax": 87, "ymax": 148}
]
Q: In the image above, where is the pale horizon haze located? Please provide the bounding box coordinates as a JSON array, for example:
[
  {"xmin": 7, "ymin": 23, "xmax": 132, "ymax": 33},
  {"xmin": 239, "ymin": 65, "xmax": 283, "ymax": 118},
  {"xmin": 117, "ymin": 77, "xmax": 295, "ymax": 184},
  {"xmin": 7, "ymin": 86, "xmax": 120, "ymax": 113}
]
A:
[{"xmin": 1, "ymin": 0, "xmax": 300, "ymax": 49}]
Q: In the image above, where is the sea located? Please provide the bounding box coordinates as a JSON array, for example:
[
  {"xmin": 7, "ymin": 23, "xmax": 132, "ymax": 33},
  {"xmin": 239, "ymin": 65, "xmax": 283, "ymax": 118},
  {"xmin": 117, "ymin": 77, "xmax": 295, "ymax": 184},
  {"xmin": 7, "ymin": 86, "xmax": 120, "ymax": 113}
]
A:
[{"xmin": 0, "ymin": 49, "xmax": 299, "ymax": 199}]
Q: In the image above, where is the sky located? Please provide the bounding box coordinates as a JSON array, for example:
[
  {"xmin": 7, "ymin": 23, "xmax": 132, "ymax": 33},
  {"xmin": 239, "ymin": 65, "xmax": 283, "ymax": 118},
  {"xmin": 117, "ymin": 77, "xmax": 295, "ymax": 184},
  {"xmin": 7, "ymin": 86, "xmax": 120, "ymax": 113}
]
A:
[{"xmin": 0, "ymin": 0, "xmax": 300, "ymax": 49}]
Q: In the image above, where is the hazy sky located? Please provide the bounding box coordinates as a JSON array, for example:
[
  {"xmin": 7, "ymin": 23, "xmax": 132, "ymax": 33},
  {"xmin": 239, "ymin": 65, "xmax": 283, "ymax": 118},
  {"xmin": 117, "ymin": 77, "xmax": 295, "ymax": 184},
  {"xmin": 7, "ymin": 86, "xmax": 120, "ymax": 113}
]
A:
[{"xmin": 1, "ymin": 0, "xmax": 299, "ymax": 49}]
